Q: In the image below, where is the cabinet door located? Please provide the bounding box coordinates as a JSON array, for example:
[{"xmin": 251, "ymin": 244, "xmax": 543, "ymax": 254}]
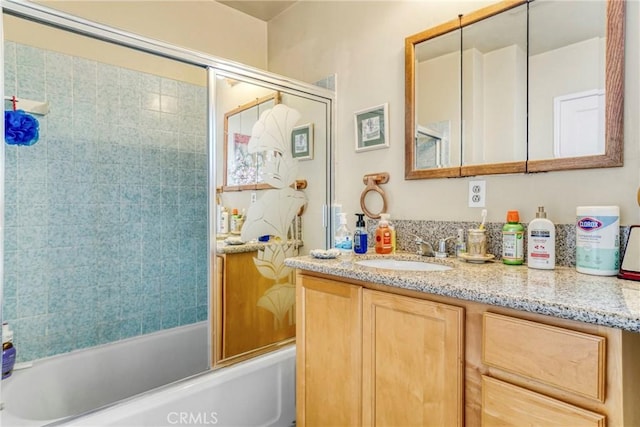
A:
[
  {"xmin": 362, "ymin": 290, "xmax": 464, "ymax": 427},
  {"xmin": 296, "ymin": 275, "xmax": 363, "ymax": 427}
]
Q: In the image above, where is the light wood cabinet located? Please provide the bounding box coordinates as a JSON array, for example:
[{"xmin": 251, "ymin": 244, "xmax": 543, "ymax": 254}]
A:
[
  {"xmin": 296, "ymin": 273, "xmax": 464, "ymax": 427},
  {"xmin": 295, "ymin": 270, "xmax": 640, "ymax": 427},
  {"xmin": 362, "ymin": 290, "xmax": 464, "ymax": 427},
  {"xmin": 296, "ymin": 275, "xmax": 363, "ymax": 426}
]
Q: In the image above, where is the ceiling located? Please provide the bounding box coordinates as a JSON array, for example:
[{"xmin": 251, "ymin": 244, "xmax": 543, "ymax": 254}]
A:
[{"xmin": 216, "ymin": 1, "xmax": 297, "ymax": 21}]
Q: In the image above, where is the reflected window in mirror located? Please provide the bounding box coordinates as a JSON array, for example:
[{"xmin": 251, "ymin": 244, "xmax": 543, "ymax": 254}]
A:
[
  {"xmin": 414, "ymin": 29, "xmax": 461, "ymax": 173},
  {"xmin": 461, "ymin": 2, "xmax": 527, "ymax": 175}
]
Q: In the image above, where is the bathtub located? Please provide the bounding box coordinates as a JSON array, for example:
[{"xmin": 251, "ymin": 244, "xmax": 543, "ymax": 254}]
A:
[
  {"xmin": 1, "ymin": 321, "xmax": 295, "ymax": 427},
  {"xmin": 1, "ymin": 322, "xmax": 214, "ymax": 426}
]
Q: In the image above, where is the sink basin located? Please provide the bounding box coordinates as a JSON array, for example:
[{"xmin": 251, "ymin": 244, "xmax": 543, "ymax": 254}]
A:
[{"xmin": 355, "ymin": 259, "xmax": 452, "ymax": 272}]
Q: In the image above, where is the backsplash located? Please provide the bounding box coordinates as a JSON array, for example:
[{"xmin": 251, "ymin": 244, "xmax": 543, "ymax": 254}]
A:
[{"xmin": 367, "ymin": 219, "xmax": 630, "ymax": 267}]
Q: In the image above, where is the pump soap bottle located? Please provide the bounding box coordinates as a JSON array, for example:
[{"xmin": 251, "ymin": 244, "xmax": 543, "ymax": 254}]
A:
[
  {"xmin": 375, "ymin": 216, "xmax": 393, "ymax": 254},
  {"xmin": 527, "ymin": 206, "xmax": 555, "ymax": 270},
  {"xmin": 335, "ymin": 213, "xmax": 353, "ymax": 257},
  {"xmin": 354, "ymin": 213, "xmax": 368, "ymax": 254}
]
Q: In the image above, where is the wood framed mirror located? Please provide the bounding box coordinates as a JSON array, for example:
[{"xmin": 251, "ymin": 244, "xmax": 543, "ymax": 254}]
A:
[
  {"xmin": 223, "ymin": 91, "xmax": 281, "ymax": 191},
  {"xmin": 405, "ymin": 0, "xmax": 625, "ymax": 180}
]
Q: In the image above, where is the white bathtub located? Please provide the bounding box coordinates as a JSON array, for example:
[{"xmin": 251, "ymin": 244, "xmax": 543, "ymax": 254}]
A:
[
  {"xmin": 1, "ymin": 321, "xmax": 295, "ymax": 427},
  {"xmin": 1, "ymin": 322, "xmax": 211, "ymax": 426}
]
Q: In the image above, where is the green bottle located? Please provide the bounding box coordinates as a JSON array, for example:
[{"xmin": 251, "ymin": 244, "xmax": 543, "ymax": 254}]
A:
[{"xmin": 502, "ymin": 210, "xmax": 524, "ymax": 265}]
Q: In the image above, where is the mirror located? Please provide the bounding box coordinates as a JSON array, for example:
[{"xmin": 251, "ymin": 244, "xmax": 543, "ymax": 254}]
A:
[
  {"xmin": 461, "ymin": 2, "xmax": 527, "ymax": 176},
  {"xmin": 214, "ymin": 73, "xmax": 331, "ymax": 366},
  {"xmin": 528, "ymin": 0, "xmax": 623, "ymax": 172},
  {"xmin": 405, "ymin": 0, "xmax": 625, "ymax": 180},
  {"xmin": 411, "ymin": 27, "xmax": 461, "ymax": 176}
]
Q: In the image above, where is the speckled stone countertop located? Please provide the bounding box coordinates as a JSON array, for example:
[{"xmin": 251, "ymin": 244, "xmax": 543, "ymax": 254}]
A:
[
  {"xmin": 216, "ymin": 239, "xmax": 302, "ymax": 254},
  {"xmin": 284, "ymin": 252, "xmax": 640, "ymax": 333}
]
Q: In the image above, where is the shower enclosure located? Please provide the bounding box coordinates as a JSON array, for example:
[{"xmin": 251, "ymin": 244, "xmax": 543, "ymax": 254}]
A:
[{"xmin": 0, "ymin": 0, "xmax": 334, "ymax": 419}]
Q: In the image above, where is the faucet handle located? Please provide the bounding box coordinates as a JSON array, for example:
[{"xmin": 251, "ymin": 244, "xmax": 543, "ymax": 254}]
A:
[{"xmin": 435, "ymin": 236, "xmax": 457, "ymax": 258}]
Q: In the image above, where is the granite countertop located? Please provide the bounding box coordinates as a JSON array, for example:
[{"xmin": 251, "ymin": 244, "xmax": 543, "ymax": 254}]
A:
[
  {"xmin": 216, "ymin": 238, "xmax": 302, "ymax": 254},
  {"xmin": 284, "ymin": 252, "xmax": 640, "ymax": 333}
]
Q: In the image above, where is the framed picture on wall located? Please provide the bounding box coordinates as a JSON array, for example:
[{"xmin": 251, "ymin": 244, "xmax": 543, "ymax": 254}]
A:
[
  {"xmin": 354, "ymin": 103, "xmax": 389, "ymax": 152},
  {"xmin": 291, "ymin": 123, "xmax": 314, "ymax": 160}
]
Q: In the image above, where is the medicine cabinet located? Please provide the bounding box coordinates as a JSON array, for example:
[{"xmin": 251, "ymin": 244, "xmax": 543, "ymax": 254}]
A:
[{"xmin": 405, "ymin": 0, "xmax": 625, "ymax": 180}]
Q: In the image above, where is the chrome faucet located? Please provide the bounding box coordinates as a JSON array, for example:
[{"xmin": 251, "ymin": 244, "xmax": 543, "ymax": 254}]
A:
[
  {"xmin": 414, "ymin": 235, "xmax": 435, "ymax": 257},
  {"xmin": 414, "ymin": 235, "xmax": 456, "ymax": 257}
]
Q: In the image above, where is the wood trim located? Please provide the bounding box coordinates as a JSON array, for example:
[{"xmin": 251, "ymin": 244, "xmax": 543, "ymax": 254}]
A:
[{"xmin": 462, "ymin": 161, "xmax": 526, "ymax": 177}]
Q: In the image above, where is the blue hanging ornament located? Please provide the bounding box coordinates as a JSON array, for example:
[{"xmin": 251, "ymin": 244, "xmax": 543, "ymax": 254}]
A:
[{"xmin": 5, "ymin": 96, "xmax": 40, "ymax": 146}]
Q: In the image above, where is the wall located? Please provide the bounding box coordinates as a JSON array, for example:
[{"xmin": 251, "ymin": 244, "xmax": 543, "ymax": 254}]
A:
[
  {"xmin": 3, "ymin": 41, "xmax": 208, "ymax": 361},
  {"xmin": 268, "ymin": 1, "xmax": 640, "ymax": 226},
  {"xmin": 34, "ymin": 0, "xmax": 268, "ymax": 70}
]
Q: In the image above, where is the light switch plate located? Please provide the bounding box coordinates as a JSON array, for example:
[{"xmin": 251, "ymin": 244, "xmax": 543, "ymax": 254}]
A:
[{"xmin": 468, "ymin": 180, "xmax": 486, "ymax": 208}]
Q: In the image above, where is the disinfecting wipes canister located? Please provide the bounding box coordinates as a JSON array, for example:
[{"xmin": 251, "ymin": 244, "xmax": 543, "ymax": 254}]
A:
[{"xmin": 576, "ymin": 206, "xmax": 620, "ymax": 276}]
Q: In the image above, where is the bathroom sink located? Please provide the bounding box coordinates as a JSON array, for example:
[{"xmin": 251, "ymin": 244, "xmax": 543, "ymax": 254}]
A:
[{"xmin": 355, "ymin": 259, "xmax": 452, "ymax": 272}]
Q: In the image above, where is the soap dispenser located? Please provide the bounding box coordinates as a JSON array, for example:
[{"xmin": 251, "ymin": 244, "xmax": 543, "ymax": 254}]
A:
[
  {"xmin": 375, "ymin": 216, "xmax": 393, "ymax": 254},
  {"xmin": 334, "ymin": 213, "xmax": 353, "ymax": 257},
  {"xmin": 354, "ymin": 213, "xmax": 368, "ymax": 254}
]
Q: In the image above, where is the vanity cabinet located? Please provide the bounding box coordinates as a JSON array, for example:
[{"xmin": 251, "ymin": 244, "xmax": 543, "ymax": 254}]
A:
[
  {"xmin": 296, "ymin": 273, "xmax": 464, "ymax": 427},
  {"xmin": 295, "ymin": 271, "xmax": 640, "ymax": 426}
]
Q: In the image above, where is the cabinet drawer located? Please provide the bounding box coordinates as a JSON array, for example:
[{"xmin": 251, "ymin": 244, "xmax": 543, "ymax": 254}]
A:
[
  {"xmin": 482, "ymin": 312, "xmax": 605, "ymax": 401},
  {"xmin": 481, "ymin": 376, "xmax": 605, "ymax": 427}
]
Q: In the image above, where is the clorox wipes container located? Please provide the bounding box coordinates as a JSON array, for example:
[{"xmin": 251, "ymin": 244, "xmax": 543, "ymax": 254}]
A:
[{"xmin": 576, "ymin": 206, "xmax": 620, "ymax": 276}]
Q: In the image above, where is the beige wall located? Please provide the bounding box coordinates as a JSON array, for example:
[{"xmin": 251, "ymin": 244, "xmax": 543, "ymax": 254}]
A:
[
  {"xmin": 268, "ymin": 1, "xmax": 640, "ymax": 226},
  {"xmin": 30, "ymin": 0, "xmax": 268, "ymax": 70}
]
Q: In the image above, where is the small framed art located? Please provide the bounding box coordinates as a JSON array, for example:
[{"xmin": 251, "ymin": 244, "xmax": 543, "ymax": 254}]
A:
[{"xmin": 354, "ymin": 103, "xmax": 389, "ymax": 152}]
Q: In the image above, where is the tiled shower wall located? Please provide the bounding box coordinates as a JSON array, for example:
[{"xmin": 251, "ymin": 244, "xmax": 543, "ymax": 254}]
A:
[{"xmin": 3, "ymin": 42, "xmax": 208, "ymax": 362}]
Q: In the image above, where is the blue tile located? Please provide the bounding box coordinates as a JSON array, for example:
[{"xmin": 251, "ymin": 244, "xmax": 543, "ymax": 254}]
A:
[
  {"xmin": 161, "ymin": 309, "xmax": 180, "ymax": 329},
  {"xmin": 17, "ymin": 290, "xmax": 47, "ymax": 317},
  {"xmin": 196, "ymin": 305, "xmax": 208, "ymax": 322},
  {"xmin": 142, "ymin": 311, "xmax": 161, "ymax": 334},
  {"xmin": 160, "ymin": 78, "xmax": 178, "ymax": 96},
  {"xmin": 2, "ymin": 297, "xmax": 17, "ymax": 320},
  {"xmin": 119, "ymin": 317, "xmax": 141, "ymax": 339},
  {"xmin": 180, "ymin": 307, "xmax": 197, "ymax": 325}
]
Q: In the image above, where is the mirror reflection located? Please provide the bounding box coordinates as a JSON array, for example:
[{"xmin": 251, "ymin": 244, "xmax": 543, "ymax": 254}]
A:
[
  {"xmin": 528, "ymin": 0, "xmax": 606, "ymax": 161},
  {"xmin": 461, "ymin": 3, "xmax": 527, "ymax": 170},
  {"xmin": 414, "ymin": 29, "xmax": 460, "ymax": 170},
  {"xmin": 215, "ymin": 75, "xmax": 330, "ymax": 365}
]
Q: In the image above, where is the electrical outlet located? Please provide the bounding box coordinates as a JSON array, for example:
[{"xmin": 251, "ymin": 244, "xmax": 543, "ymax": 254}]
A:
[
  {"xmin": 250, "ymin": 192, "xmax": 257, "ymax": 203},
  {"xmin": 468, "ymin": 180, "xmax": 486, "ymax": 208}
]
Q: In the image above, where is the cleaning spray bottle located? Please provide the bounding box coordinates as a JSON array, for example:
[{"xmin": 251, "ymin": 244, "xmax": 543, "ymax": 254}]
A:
[{"xmin": 354, "ymin": 213, "xmax": 368, "ymax": 254}]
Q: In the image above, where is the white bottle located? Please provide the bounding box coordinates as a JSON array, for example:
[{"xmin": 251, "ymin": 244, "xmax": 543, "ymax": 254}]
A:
[
  {"xmin": 334, "ymin": 213, "xmax": 352, "ymax": 259},
  {"xmin": 527, "ymin": 206, "xmax": 555, "ymax": 270},
  {"xmin": 219, "ymin": 207, "xmax": 229, "ymax": 234}
]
